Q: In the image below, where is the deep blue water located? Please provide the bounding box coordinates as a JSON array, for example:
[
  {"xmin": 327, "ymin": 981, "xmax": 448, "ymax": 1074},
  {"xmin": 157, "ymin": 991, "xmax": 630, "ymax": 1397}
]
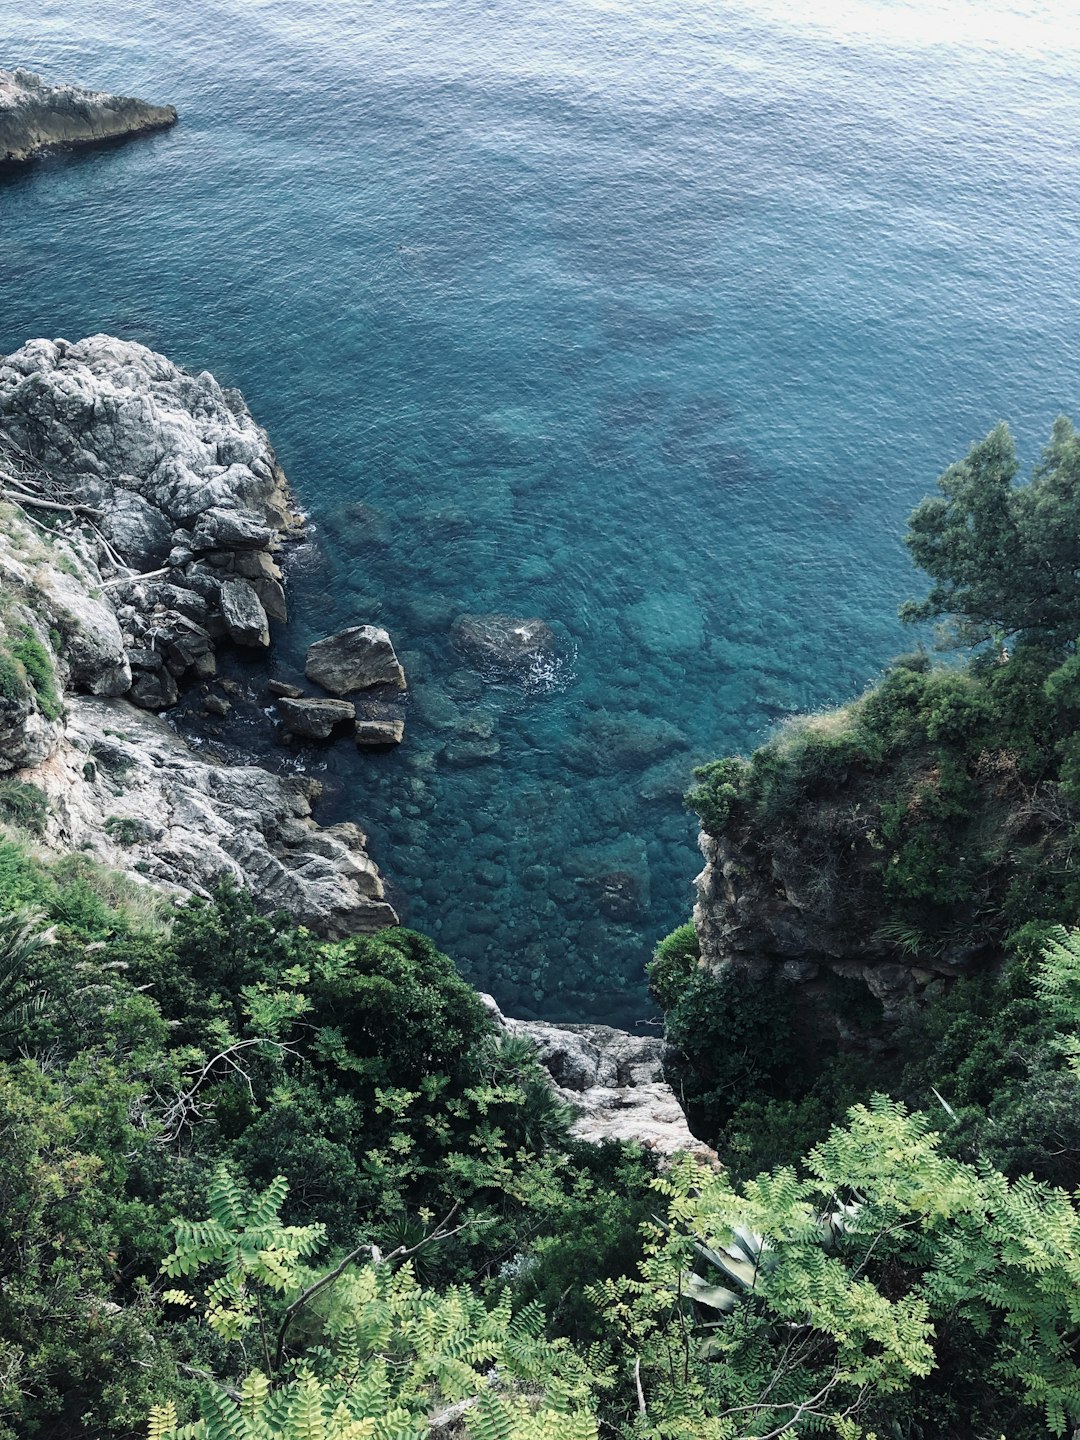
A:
[{"xmin": 3, "ymin": 0, "xmax": 1080, "ymax": 1023}]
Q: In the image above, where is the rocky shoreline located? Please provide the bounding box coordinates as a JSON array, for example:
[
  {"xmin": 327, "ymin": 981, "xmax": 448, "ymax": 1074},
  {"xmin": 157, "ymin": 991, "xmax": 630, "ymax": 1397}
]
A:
[
  {"xmin": 0, "ymin": 69, "xmax": 176, "ymax": 163},
  {"xmin": 0, "ymin": 331, "xmax": 699, "ymax": 1154}
]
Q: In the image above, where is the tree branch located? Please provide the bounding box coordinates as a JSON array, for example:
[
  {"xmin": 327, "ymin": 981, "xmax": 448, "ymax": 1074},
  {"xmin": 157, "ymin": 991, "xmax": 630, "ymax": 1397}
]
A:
[{"xmin": 273, "ymin": 1201, "xmax": 468, "ymax": 1373}]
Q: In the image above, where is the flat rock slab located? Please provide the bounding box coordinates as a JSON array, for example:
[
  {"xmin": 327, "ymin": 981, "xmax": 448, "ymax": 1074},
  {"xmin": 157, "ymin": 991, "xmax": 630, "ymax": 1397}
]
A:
[
  {"xmin": 0, "ymin": 68, "xmax": 177, "ymax": 163},
  {"xmin": 305, "ymin": 625, "xmax": 405, "ymax": 695},
  {"xmin": 356, "ymin": 718, "xmax": 404, "ymax": 747},
  {"xmin": 278, "ymin": 696, "xmax": 355, "ymax": 740}
]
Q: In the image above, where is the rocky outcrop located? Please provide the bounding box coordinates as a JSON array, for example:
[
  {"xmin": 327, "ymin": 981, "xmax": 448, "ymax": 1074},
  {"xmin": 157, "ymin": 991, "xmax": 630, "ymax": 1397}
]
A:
[
  {"xmin": 0, "ymin": 335, "xmax": 296, "ymax": 704},
  {"xmin": 482, "ymin": 995, "xmax": 714, "ymax": 1160},
  {"xmin": 0, "ymin": 491, "xmax": 395, "ymax": 933},
  {"xmin": 305, "ymin": 626, "xmax": 406, "ymax": 696},
  {"xmin": 692, "ymin": 826, "xmax": 961, "ymax": 1034},
  {"xmin": 0, "ymin": 69, "xmax": 176, "ymax": 163},
  {"xmin": 277, "ymin": 697, "xmax": 356, "ymax": 740},
  {"xmin": 29, "ymin": 696, "xmax": 395, "ymax": 935},
  {"xmin": 0, "ymin": 337, "xmax": 398, "ymax": 938}
]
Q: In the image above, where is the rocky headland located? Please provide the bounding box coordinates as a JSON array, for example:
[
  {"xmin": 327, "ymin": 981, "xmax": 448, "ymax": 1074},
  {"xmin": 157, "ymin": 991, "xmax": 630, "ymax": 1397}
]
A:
[
  {"xmin": 0, "ymin": 68, "xmax": 176, "ymax": 163},
  {"xmin": 0, "ymin": 333, "xmax": 698, "ymax": 1154}
]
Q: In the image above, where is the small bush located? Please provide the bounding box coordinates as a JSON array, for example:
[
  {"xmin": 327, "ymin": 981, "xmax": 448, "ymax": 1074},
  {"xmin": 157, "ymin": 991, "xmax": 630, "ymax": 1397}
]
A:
[
  {"xmin": 686, "ymin": 756, "xmax": 746, "ymax": 835},
  {"xmin": 647, "ymin": 922, "xmax": 700, "ymax": 1009},
  {"xmin": 0, "ymin": 649, "xmax": 28, "ymax": 703},
  {"xmin": 105, "ymin": 816, "xmax": 143, "ymax": 847}
]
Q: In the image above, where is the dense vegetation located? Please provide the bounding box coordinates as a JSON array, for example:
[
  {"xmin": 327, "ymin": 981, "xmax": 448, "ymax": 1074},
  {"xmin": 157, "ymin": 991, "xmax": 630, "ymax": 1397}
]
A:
[{"xmin": 6, "ymin": 418, "xmax": 1080, "ymax": 1437}]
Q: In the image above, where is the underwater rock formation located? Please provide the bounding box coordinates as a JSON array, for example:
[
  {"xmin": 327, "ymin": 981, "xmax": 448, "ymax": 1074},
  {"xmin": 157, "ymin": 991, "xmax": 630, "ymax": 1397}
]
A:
[
  {"xmin": 450, "ymin": 613, "xmax": 556, "ymax": 679},
  {"xmin": 0, "ymin": 68, "xmax": 176, "ymax": 162}
]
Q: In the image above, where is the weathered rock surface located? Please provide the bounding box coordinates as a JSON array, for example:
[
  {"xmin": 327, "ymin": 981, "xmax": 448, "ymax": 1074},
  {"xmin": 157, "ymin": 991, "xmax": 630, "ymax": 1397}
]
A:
[
  {"xmin": 451, "ymin": 613, "xmax": 556, "ymax": 681},
  {"xmin": 219, "ymin": 579, "xmax": 270, "ymax": 648},
  {"xmin": 0, "ymin": 338, "xmax": 397, "ymax": 941},
  {"xmin": 278, "ymin": 696, "xmax": 356, "ymax": 740},
  {"xmin": 691, "ymin": 823, "xmax": 975, "ymax": 1039},
  {"xmin": 267, "ymin": 679, "xmax": 304, "ymax": 699},
  {"xmin": 26, "ymin": 696, "xmax": 396, "ymax": 936},
  {"xmin": 355, "ymin": 718, "xmax": 404, "ymax": 747},
  {"xmin": 0, "ymin": 69, "xmax": 176, "ymax": 163},
  {"xmin": 481, "ymin": 995, "xmax": 714, "ymax": 1159},
  {"xmin": 305, "ymin": 625, "xmax": 406, "ymax": 695},
  {"xmin": 0, "ymin": 335, "xmax": 296, "ymax": 707}
]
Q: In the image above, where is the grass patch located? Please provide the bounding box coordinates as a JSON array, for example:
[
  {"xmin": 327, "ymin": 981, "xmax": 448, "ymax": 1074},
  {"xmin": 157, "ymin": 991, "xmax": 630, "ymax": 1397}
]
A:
[
  {"xmin": 10, "ymin": 628, "xmax": 62, "ymax": 720},
  {"xmin": 0, "ymin": 779, "xmax": 48, "ymax": 836}
]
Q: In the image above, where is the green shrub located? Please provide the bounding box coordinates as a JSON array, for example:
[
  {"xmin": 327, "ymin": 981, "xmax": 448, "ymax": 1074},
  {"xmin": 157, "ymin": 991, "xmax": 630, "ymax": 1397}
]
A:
[
  {"xmin": 0, "ymin": 650, "xmax": 28, "ymax": 704},
  {"xmin": 663, "ymin": 967, "xmax": 801, "ymax": 1144},
  {"xmin": 647, "ymin": 922, "xmax": 699, "ymax": 1010},
  {"xmin": 686, "ymin": 756, "xmax": 745, "ymax": 835},
  {"xmin": 105, "ymin": 816, "xmax": 142, "ymax": 847}
]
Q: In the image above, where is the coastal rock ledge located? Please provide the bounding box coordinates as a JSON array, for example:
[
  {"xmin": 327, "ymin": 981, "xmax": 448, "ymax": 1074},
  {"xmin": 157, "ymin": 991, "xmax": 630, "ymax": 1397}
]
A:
[
  {"xmin": 0, "ymin": 69, "xmax": 176, "ymax": 163},
  {"xmin": 482, "ymin": 995, "xmax": 716, "ymax": 1160}
]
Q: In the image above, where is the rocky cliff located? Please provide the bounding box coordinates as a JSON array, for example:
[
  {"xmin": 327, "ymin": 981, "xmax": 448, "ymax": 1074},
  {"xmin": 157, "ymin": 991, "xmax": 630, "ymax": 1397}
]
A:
[
  {"xmin": 482, "ymin": 995, "xmax": 713, "ymax": 1160},
  {"xmin": 0, "ymin": 336, "xmax": 393, "ymax": 933},
  {"xmin": 0, "ymin": 69, "xmax": 176, "ymax": 163},
  {"xmin": 692, "ymin": 828, "xmax": 930, "ymax": 1029}
]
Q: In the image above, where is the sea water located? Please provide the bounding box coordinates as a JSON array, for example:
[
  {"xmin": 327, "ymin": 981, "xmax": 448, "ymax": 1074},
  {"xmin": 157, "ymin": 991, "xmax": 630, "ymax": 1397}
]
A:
[{"xmin": 2, "ymin": 0, "xmax": 1079, "ymax": 1023}]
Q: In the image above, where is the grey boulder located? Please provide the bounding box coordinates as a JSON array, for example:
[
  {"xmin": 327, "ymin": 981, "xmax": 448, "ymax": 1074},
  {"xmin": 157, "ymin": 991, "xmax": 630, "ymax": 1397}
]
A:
[
  {"xmin": 355, "ymin": 718, "xmax": 404, "ymax": 747},
  {"xmin": 305, "ymin": 625, "xmax": 405, "ymax": 695},
  {"xmin": 278, "ymin": 697, "xmax": 356, "ymax": 740},
  {"xmin": 219, "ymin": 579, "xmax": 270, "ymax": 648}
]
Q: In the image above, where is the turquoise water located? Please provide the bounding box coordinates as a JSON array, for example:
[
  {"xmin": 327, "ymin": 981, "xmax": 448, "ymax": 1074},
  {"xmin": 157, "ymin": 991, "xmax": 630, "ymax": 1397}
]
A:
[{"xmin": 3, "ymin": 1, "xmax": 1080, "ymax": 1023}]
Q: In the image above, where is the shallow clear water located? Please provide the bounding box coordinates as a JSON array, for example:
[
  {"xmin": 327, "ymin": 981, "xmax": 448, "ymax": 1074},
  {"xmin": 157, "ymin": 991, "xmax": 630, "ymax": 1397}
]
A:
[{"xmin": 3, "ymin": 0, "xmax": 1080, "ymax": 1022}]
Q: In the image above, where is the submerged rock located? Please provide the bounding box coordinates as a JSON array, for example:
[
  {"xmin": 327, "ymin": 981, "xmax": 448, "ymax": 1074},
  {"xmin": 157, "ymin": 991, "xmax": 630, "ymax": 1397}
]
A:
[
  {"xmin": 0, "ymin": 68, "xmax": 177, "ymax": 163},
  {"xmin": 305, "ymin": 625, "xmax": 406, "ymax": 695},
  {"xmin": 450, "ymin": 613, "xmax": 556, "ymax": 680},
  {"xmin": 624, "ymin": 591, "xmax": 705, "ymax": 654},
  {"xmin": 277, "ymin": 696, "xmax": 356, "ymax": 740}
]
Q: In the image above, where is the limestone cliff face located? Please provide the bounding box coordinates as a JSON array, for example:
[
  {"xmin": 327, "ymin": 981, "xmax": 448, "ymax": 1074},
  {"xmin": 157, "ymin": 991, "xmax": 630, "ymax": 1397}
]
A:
[{"xmin": 0, "ymin": 69, "xmax": 176, "ymax": 162}]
